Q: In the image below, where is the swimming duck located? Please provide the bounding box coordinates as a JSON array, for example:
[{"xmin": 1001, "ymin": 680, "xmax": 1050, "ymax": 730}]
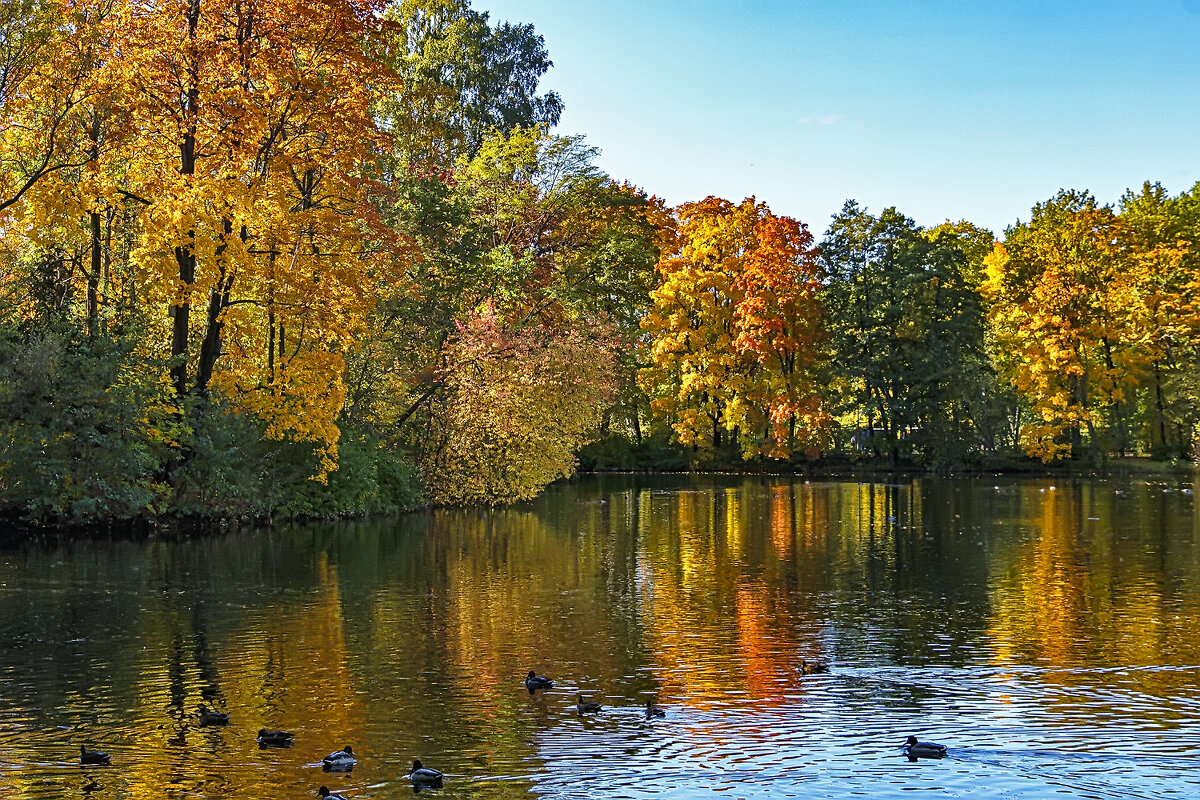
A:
[
  {"xmin": 79, "ymin": 745, "xmax": 111, "ymax": 766},
  {"xmin": 799, "ymin": 658, "xmax": 830, "ymax": 675},
  {"xmin": 256, "ymin": 728, "xmax": 294, "ymax": 746},
  {"xmin": 322, "ymin": 746, "xmax": 356, "ymax": 771},
  {"xmin": 317, "ymin": 787, "xmax": 347, "ymax": 800},
  {"xmin": 198, "ymin": 705, "xmax": 230, "ymax": 726},
  {"xmin": 576, "ymin": 694, "xmax": 602, "ymax": 714},
  {"xmin": 408, "ymin": 759, "xmax": 444, "ymax": 788},
  {"xmin": 525, "ymin": 671, "xmax": 554, "ymax": 692},
  {"xmin": 645, "ymin": 700, "xmax": 666, "ymax": 718},
  {"xmin": 903, "ymin": 735, "xmax": 948, "ymax": 760}
]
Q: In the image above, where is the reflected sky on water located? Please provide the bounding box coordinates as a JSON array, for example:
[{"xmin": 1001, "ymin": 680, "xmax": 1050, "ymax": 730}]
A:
[{"xmin": 1, "ymin": 474, "xmax": 1198, "ymax": 798}]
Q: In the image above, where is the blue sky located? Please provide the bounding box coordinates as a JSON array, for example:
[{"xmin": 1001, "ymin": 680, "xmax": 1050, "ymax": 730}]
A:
[{"xmin": 480, "ymin": 0, "xmax": 1200, "ymax": 237}]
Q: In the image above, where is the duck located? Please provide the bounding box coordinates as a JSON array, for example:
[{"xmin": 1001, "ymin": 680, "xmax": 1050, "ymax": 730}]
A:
[
  {"xmin": 524, "ymin": 671, "xmax": 554, "ymax": 692},
  {"xmin": 317, "ymin": 787, "xmax": 347, "ymax": 800},
  {"xmin": 903, "ymin": 735, "xmax": 948, "ymax": 760},
  {"xmin": 408, "ymin": 759, "xmax": 444, "ymax": 788},
  {"xmin": 79, "ymin": 744, "xmax": 111, "ymax": 766},
  {"xmin": 645, "ymin": 699, "xmax": 666, "ymax": 718},
  {"xmin": 256, "ymin": 728, "xmax": 294, "ymax": 746},
  {"xmin": 799, "ymin": 658, "xmax": 830, "ymax": 675},
  {"xmin": 322, "ymin": 745, "xmax": 356, "ymax": 771},
  {"xmin": 198, "ymin": 705, "xmax": 230, "ymax": 726},
  {"xmin": 576, "ymin": 694, "xmax": 602, "ymax": 714}
]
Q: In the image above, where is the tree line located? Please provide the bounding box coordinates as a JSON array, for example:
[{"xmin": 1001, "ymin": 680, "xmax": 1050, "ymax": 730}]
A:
[
  {"xmin": 1, "ymin": 0, "xmax": 1197, "ymax": 525},
  {"xmin": 643, "ymin": 187, "xmax": 1200, "ymax": 473}
]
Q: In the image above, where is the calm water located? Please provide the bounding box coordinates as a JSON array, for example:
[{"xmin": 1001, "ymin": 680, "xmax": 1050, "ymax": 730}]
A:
[{"xmin": 1, "ymin": 474, "xmax": 1199, "ymax": 799}]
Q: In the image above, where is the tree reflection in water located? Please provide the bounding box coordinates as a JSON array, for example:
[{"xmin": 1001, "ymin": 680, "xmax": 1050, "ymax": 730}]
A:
[{"xmin": 0, "ymin": 474, "xmax": 1197, "ymax": 799}]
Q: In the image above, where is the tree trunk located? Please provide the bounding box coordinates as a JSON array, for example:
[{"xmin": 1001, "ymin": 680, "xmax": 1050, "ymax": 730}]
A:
[
  {"xmin": 170, "ymin": 0, "xmax": 202, "ymax": 400},
  {"xmin": 196, "ymin": 220, "xmax": 235, "ymax": 396},
  {"xmin": 87, "ymin": 210, "xmax": 101, "ymax": 339}
]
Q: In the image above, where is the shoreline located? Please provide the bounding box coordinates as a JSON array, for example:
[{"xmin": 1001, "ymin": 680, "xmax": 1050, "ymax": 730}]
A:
[{"xmin": 3, "ymin": 457, "xmax": 1196, "ymax": 540}]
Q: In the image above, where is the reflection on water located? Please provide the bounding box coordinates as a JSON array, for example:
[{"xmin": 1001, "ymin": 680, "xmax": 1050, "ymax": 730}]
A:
[{"xmin": 1, "ymin": 475, "xmax": 1199, "ymax": 799}]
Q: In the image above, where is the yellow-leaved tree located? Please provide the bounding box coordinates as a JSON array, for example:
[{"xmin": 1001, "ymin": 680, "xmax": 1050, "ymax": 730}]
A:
[
  {"xmin": 982, "ymin": 190, "xmax": 1150, "ymax": 461},
  {"xmin": 8, "ymin": 0, "xmax": 407, "ymax": 476},
  {"xmin": 640, "ymin": 196, "xmax": 828, "ymax": 459}
]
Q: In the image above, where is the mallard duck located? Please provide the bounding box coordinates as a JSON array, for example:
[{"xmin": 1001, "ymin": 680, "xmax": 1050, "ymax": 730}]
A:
[
  {"xmin": 408, "ymin": 759, "xmax": 444, "ymax": 788},
  {"xmin": 903, "ymin": 735, "xmax": 948, "ymax": 759},
  {"xmin": 322, "ymin": 746, "xmax": 356, "ymax": 771},
  {"xmin": 317, "ymin": 787, "xmax": 347, "ymax": 800},
  {"xmin": 256, "ymin": 728, "xmax": 294, "ymax": 746},
  {"xmin": 198, "ymin": 705, "xmax": 230, "ymax": 726},
  {"xmin": 799, "ymin": 658, "xmax": 830, "ymax": 675},
  {"xmin": 524, "ymin": 671, "xmax": 554, "ymax": 692},
  {"xmin": 576, "ymin": 694, "xmax": 602, "ymax": 714},
  {"xmin": 645, "ymin": 700, "xmax": 666, "ymax": 718},
  {"xmin": 79, "ymin": 745, "xmax": 111, "ymax": 766}
]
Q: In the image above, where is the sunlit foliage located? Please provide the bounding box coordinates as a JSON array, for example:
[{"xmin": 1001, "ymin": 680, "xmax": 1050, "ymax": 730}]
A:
[
  {"xmin": 983, "ymin": 190, "xmax": 1158, "ymax": 461},
  {"xmin": 641, "ymin": 197, "xmax": 828, "ymax": 460}
]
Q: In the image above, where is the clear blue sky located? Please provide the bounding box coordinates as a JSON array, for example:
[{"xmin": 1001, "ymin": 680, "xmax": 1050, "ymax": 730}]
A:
[{"xmin": 480, "ymin": 0, "xmax": 1200, "ymax": 237}]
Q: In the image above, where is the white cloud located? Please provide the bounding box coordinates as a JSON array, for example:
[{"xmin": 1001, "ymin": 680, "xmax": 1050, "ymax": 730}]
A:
[{"xmin": 797, "ymin": 114, "xmax": 845, "ymax": 126}]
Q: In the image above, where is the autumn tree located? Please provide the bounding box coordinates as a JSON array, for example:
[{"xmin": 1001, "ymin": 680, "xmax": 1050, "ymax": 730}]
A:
[
  {"xmin": 80, "ymin": 0, "xmax": 397, "ymax": 473},
  {"xmin": 351, "ymin": 125, "xmax": 659, "ymax": 504},
  {"xmin": 419, "ymin": 303, "xmax": 618, "ymax": 505},
  {"xmin": 641, "ymin": 196, "xmax": 827, "ymax": 460},
  {"xmin": 0, "ymin": 0, "xmax": 95, "ymax": 217},
  {"xmin": 982, "ymin": 190, "xmax": 1148, "ymax": 461},
  {"xmin": 1117, "ymin": 181, "xmax": 1200, "ymax": 456}
]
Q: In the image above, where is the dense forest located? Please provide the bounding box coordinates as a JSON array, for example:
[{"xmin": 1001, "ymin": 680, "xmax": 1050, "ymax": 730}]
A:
[{"xmin": 2, "ymin": 0, "xmax": 1198, "ymax": 525}]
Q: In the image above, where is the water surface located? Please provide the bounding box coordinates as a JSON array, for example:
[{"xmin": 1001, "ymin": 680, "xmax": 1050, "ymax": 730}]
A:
[{"xmin": 1, "ymin": 474, "xmax": 1198, "ymax": 798}]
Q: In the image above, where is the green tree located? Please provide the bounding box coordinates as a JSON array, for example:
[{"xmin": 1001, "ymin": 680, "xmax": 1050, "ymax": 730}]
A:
[
  {"xmin": 820, "ymin": 202, "xmax": 993, "ymax": 465},
  {"xmin": 382, "ymin": 0, "xmax": 562, "ymax": 163},
  {"xmin": 0, "ymin": 325, "xmax": 178, "ymax": 522}
]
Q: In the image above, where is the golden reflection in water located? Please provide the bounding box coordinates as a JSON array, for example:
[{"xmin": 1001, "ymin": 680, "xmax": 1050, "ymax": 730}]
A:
[
  {"xmin": 985, "ymin": 480, "xmax": 1200, "ymax": 710},
  {"xmin": 988, "ymin": 483, "xmax": 1094, "ymax": 667},
  {"xmin": 769, "ymin": 484, "xmax": 795, "ymax": 559},
  {"xmin": 733, "ymin": 576, "xmax": 801, "ymax": 704},
  {"xmin": 3, "ymin": 476, "xmax": 1200, "ymax": 799},
  {"xmin": 638, "ymin": 488, "xmax": 730, "ymax": 706}
]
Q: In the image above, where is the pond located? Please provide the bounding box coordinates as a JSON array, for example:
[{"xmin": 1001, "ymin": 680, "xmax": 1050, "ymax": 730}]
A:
[{"xmin": 1, "ymin": 473, "xmax": 1199, "ymax": 799}]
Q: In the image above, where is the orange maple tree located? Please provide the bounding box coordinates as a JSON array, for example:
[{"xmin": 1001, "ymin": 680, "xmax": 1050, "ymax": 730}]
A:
[{"xmin": 641, "ymin": 196, "xmax": 828, "ymax": 459}]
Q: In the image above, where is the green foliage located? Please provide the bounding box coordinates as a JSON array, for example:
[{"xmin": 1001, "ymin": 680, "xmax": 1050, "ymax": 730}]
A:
[
  {"xmin": 819, "ymin": 201, "xmax": 1000, "ymax": 465},
  {"xmin": 283, "ymin": 431, "xmax": 425, "ymax": 517},
  {"xmin": 576, "ymin": 427, "xmax": 689, "ymax": 472},
  {"xmin": 0, "ymin": 324, "xmax": 177, "ymax": 522},
  {"xmin": 173, "ymin": 408, "xmax": 426, "ymax": 520},
  {"xmin": 383, "ymin": 0, "xmax": 562, "ymax": 162},
  {"xmin": 170, "ymin": 401, "xmax": 271, "ymax": 518}
]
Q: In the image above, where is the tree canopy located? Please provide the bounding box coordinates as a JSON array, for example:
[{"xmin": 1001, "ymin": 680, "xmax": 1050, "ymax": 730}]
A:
[{"xmin": 2, "ymin": 0, "xmax": 1200, "ymax": 525}]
